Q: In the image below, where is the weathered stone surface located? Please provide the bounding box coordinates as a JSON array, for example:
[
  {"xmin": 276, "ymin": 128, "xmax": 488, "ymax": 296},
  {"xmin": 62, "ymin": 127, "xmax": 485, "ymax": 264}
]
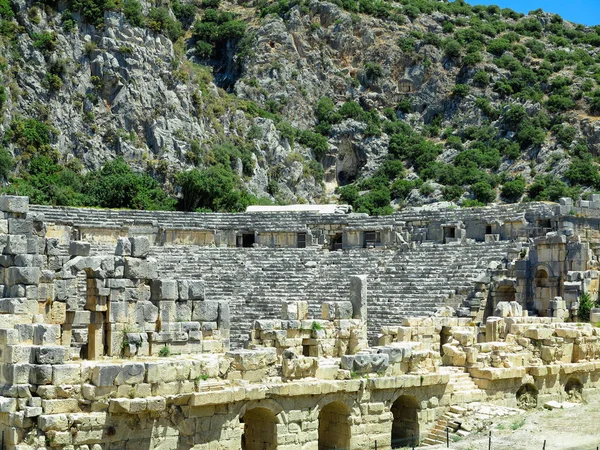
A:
[{"xmin": 129, "ymin": 237, "xmax": 150, "ymax": 258}]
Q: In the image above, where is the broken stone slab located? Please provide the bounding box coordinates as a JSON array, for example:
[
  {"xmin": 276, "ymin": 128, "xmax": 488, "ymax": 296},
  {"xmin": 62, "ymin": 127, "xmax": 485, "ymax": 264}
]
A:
[
  {"xmin": 188, "ymin": 280, "xmax": 205, "ymax": 300},
  {"xmin": 543, "ymin": 400, "xmax": 578, "ymax": 410}
]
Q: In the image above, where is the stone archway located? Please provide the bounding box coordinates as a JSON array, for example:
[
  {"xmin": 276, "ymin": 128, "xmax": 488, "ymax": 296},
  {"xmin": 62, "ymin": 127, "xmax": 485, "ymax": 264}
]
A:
[
  {"xmin": 391, "ymin": 395, "xmax": 420, "ymax": 448},
  {"xmin": 516, "ymin": 383, "xmax": 538, "ymax": 409},
  {"xmin": 241, "ymin": 407, "xmax": 278, "ymax": 450},
  {"xmin": 318, "ymin": 401, "xmax": 351, "ymax": 450},
  {"xmin": 565, "ymin": 378, "xmax": 583, "ymax": 402}
]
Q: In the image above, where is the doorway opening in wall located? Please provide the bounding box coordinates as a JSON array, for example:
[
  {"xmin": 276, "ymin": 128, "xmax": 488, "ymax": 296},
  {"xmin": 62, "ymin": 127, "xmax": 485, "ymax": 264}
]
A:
[
  {"xmin": 238, "ymin": 233, "xmax": 255, "ymax": 248},
  {"xmin": 443, "ymin": 226, "xmax": 456, "ymax": 243},
  {"xmin": 318, "ymin": 401, "xmax": 351, "ymax": 450},
  {"xmin": 363, "ymin": 231, "xmax": 380, "ymax": 248},
  {"xmin": 330, "ymin": 234, "xmax": 343, "ymax": 251},
  {"xmin": 240, "ymin": 407, "xmax": 278, "ymax": 450},
  {"xmin": 297, "ymin": 232, "xmax": 307, "ymax": 248},
  {"xmin": 391, "ymin": 395, "xmax": 420, "ymax": 448},
  {"xmin": 439, "ymin": 326, "xmax": 452, "ymax": 357},
  {"xmin": 486, "ymin": 225, "xmax": 492, "ymax": 235}
]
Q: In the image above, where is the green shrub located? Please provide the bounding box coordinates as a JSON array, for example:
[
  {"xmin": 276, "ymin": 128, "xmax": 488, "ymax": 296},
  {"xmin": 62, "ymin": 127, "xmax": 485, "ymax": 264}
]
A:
[
  {"xmin": 516, "ymin": 123, "xmax": 546, "ymax": 148},
  {"xmin": 6, "ymin": 118, "xmax": 54, "ymax": 154},
  {"xmin": 501, "ymin": 177, "xmax": 525, "ymax": 202},
  {"xmin": 473, "ymin": 70, "xmax": 490, "ymax": 86},
  {"xmin": 123, "ymin": 0, "xmax": 144, "ymax": 27},
  {"xmin": 86, "ymin": 158, "xmax": 176, "ymax": 210},
  {"xmin": 0, "ymin": 85, "xmax": 6, "ymax": 110},
  {"xmin": 171, "ymin": 0, "xmax": 197, "ymax": 28},
  {"xmin": 397, "ymin": 37, "xmax": 415, "ymax": 53},
  {"xmin": 472, "ymin": 181, "xmax": 496, "ymax": 204},
  {"xmin": 158, "ymin": 345, "xmax": 171, "ymax": 357},
  {"xmin": 363, "ymin": 62, "xmax": 382, "ymax": 80},
  {"xmin": 396, "ymin": 98, "xmax": 412, "ymax": 114},
  {"xmin": 32, "ymin": 32, "xmax": 57, "ymax": 53},
  {"xmin": 442, "ymin": 185, "xmax": 463, "ymax": 201},
  {"xmin": 43, "ymin": 73, "xmax": 62, "ymax": 91},
  {"xmin": 546, "ymin": 94, "xmax": 576, "ymax": 112},
  {"xmin": 147, "ymin": 7, "xmax": 183, "ymax": 41},
  {"xmin": 487, "ymin": 38, "xmax": 511, "ymax": 56},
  {"xmin": 0, "ymin": 0, "xmax": 13, "ymax": 18},
  {"xmin": 589, "ymin": 89, "xmax": 600, "ymax": 115},
  {"xmin": 176, "ymin": 166, "xmax": 251, "ymax": 212},
  {"xmin": 452, "ymin": 83, "xmax": 470, "ymax": 97},
  {"xmin": 565, "ymin": 157, "xmax": 600, "ymax": 187},
  {"xmin": 443, "ymin": 39, "xmax": 462, "ymax": 58},
  {"xmin": 578, "ymin": 292, "xmax": 595, "ymax": 322},
  {"xmin": 0, "ymin": 147, "xmax": 14, "ymax": 180},
  {"xmin": 298, "ymin": 130, "xmax": 328, "ymax": 160}
]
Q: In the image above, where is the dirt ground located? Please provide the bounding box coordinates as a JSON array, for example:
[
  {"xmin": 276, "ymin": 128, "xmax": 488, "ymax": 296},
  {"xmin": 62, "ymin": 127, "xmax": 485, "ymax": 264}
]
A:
[{"xmin": 426, "ymin": 393, "xmax": 600, "ymax": 450}]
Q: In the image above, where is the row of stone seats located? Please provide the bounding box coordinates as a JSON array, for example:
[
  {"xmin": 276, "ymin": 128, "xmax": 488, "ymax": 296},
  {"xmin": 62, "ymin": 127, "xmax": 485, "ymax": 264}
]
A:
[{"xmin": 149, "ymin": 241, "xmax": 513, "ymax": 346}]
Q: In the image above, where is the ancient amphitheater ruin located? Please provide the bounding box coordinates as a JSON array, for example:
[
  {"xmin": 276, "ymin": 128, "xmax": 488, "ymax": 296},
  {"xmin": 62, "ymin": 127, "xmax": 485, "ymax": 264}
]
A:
[{"xmin": 1, "ymin": 195, "xmax": 600, "ymax": 449}]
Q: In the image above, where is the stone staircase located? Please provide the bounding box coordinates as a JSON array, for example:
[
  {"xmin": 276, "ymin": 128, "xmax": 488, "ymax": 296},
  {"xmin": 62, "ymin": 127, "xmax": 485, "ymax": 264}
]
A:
[
  {"xmin": 420, "ymin": 367, "xmax": 487, "ymax": 446},
  {"xmin": 421, "ymin": 405, "xmax": 470, "ymax": 447},
  {"xmin": 442, "ymin": 366, "xmax": 486, "ymax": 404}
]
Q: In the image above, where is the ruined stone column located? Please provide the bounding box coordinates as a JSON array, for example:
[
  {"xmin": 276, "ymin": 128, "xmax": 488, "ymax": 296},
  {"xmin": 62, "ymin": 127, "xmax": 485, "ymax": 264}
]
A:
[{"xmin": 349, "ymin": 275, "xmax": 367, "ymax": 321}]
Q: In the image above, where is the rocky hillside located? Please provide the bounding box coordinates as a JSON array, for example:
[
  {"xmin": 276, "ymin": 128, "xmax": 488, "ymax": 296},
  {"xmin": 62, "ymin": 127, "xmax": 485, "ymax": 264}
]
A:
[{"xmin": 1, "ymin": 0, "xmax": 600, "ymax": 212}]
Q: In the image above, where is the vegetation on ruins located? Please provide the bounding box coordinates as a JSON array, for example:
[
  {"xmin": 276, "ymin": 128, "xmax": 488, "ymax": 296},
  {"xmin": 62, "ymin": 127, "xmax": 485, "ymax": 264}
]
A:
[
  {"xmin": 2, "ymin": 0, "xmax": 600, "ymax": 212},
  {"xmin": 578, "ymin": 292, "xmax": 598, "ymax": 322}
]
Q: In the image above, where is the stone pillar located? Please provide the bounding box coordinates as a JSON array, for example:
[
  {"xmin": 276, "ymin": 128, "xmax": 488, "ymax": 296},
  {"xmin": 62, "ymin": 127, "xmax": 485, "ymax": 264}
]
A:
[{"xmin": 349, "ymin": 275, "xmax": 367, "ymax": 320}]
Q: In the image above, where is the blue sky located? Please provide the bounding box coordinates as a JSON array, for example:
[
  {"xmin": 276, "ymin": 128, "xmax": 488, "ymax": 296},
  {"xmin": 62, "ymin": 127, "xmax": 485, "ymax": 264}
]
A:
[{"xmin": 465, "ymin": 0, "xmax": 600, "ymax": 26}]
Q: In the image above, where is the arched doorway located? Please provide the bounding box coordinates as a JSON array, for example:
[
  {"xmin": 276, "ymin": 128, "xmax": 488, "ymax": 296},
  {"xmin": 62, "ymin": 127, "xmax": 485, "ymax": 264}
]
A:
[
  {"xmin": 318, "ymin": 401, "xmax": 351, "ymax": 450},
  {"xmin": 391, "ymin": 395, "xmax": 419, "ymax": 448},
  {"xmin": 565, "ymin": 378, "xmax": 583, "ymax": 402},
  {"xmin": 241, "ymin": 407, "xmax": 278, "ymax": 450},
  {"xmin": 516, "ymin": 384, "xmax": 538, "ymax": 409}
]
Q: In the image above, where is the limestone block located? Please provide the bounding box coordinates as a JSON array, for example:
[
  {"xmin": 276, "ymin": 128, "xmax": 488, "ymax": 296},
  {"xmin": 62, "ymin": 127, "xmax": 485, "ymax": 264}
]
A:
[
  {"xmin": 0, "ymin": 196, "xmax": 29, "ymax": 213},
  {"xmin": 52, "ymin": 364, "xmax": 81, "ymax": 385},
  {"xmin": 91, "ymin": 365, "xmax": 122, "ymax": 386},
  {"xmin": 14, "ymin": 254, "xmax": 44, "ymax": 268},
  {"xmin": 30, "ymin": 364, "xmax": 52, "ymax": 384},
  {"xmin": 54, "ymin": 279, "xmax": 77, "ymax": 302},
  {"xmin": 218, "ymin": 301, "xmax": 230, "ymax": 336},
  {"xmin": 6, "ymin": 267, "xmax": 40, "ymax": 285},
  {"xmin": 34, "ymin": 324, "xmax": 60, "ymax": 345},
  {"xmin": 41, "ymin": 399, "xmax": 79, "ymax": 414},
  {"xmin": 523, "ymin": 327, "xmax": 554, "ymax": 340},
  {"xmin": 353, "ymin": 354, "xmax": 372, "ymax": 373},
  {"xmin": 283, "ymin": 301, "xmax": 308, "ymax": 320},
  {"xmin": 378, "ymin": 345, "xmax": 404, "ymax": 363},
  {"xmin": 371, "ymin": 353, "xmax": 389, "ymax": 372},
  {"xmin": 114, "ymin": 237, "xmax": 132, "ymax": 256},
  {"xmin": 191, "ymin": 301, "xmax": 219, "ymax": 322},
  {"xmin": 591, "ymin": 308, "xmax": 600, "ymax": 323},
  {"xmin": 47, "ymin": 301, "xmax": 66, "ymax": 324},
  {"xmin": 8, "ymin": 218, "xmax": 32, "ymax": 235},
  {"xmin": 124, "ymin": 257, "xmax": 158, "ymax": 280},
  {"xmin": 321, "ymin": 302, "xmax": 336, "ymax": 320},
  {"xmin": 129, "ymin": 236, "xmax": 150, "ymax": 258},
  {"xmin": 115, "ymin": 363, "xmax": 145, "ymax": 385},
  {"xmin": 5, "ymin": 234, "xmax": 27, "ymax": 254},
  {"xmin": 151, "ymin": 279, "xmax": 178, "ymax": 300},
  {"xmin": 38, "ymin": 414, "xmax": 69, "ymax": 431},
  {"xmin": 0, "ymin": 328, "xmax": 19, "ymax": 345},
  {"xmin": 69, "ymin": 241, "xmax": 91, "ymax": 256},
  {"xmin": 486, "ymin": 317, "xmax": 505, "ymax": 342},
  {"xmin": 36, "ymin": 346, "xmax": 67, "ymax": 365},
  {"xmin": 349, "ymin": 275, "xmax": 367, "ymax": 320},
  {"xmin": 281, "ymin": 355, "xmax": 318, "ymax": 379},
  {"xmin": 188, "ymin": 280, "xmax": 205, "ymax": 300},
  {"xmin": 0, "ymin": 297, "xmax": 36, "ymax": 314},
  {"xmin": 227, "ymin": 348, "xmax": 277, "ymax": 371}
]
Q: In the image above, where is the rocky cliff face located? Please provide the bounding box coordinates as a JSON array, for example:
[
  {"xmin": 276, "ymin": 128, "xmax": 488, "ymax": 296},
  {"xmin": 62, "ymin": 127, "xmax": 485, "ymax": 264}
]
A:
[{"xmin": 1, "ymin": 0, "xmax": 600, "ymax": 210}]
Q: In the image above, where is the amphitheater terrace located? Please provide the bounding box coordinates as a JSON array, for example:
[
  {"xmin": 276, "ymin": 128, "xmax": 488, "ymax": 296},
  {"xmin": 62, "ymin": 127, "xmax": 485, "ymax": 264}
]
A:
[{"xmin": 1, "ymin": 195, "xmax": 600, "ymax": 449}]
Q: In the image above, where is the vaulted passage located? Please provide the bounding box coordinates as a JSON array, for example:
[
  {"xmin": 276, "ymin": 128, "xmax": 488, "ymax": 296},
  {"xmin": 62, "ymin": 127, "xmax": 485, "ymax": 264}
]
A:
[
  {"xmin": 391, "ymin": 395, "xmax": 419, "ymax": 448},
  {"xmin": 318, "ymin": 401, "xmax": 351, "ymax": 450},
  {"xmin": 241, "ymin": 407, "xmax": 278, "ymax": 450}
]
